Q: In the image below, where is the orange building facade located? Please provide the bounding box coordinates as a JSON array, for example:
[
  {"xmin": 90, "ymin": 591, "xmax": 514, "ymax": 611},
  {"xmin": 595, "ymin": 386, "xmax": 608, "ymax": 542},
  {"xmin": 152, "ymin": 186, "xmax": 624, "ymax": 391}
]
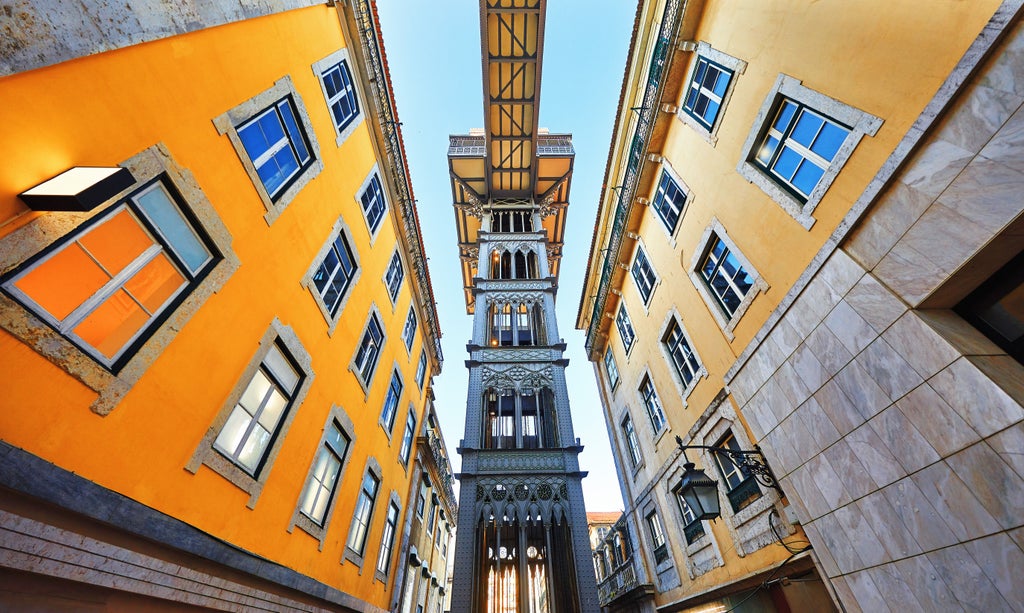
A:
[{"xmin": 0, "ymin": 1, "xmax": 452, "ymax": 610}]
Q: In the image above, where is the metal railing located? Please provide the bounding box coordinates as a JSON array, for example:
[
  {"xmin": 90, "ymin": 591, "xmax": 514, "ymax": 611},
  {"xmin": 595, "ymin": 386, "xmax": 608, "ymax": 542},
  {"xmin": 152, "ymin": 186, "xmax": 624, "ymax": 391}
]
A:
[
  {"xmin": 448, "ymin": 135, "xmax": 486, "ymax": 156},
  {"xmin": 537, "ymin": 134, "xmax": 574, "ymax": 156},
  {"xmin": 427, "ymin": 430, "xmax": 457, "ymax": 507},
  {"xmin": 352, "ymin": 0, "xmax": 443, "ymax": 367},
  {"xmin": 584, "ymin": 0, "xmax": 682, "ymax": 356},
  {"xmin": 597, "ymin": 559, "xmax": 640, "ymax": 606}
]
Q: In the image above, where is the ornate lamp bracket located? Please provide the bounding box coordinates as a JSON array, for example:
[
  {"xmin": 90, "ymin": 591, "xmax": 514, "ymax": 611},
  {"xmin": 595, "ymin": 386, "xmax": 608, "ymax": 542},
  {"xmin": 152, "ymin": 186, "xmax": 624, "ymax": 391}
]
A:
[{"xmin": 675, "ymin": 435, "xmax": 785, "ymax": 496}]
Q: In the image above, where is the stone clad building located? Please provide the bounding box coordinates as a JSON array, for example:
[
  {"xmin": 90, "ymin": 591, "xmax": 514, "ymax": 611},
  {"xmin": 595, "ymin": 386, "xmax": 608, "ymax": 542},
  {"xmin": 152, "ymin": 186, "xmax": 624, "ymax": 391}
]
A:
[{"xmin": 578, "ymin": 0, "xmax": 1024, "ymax": 611}]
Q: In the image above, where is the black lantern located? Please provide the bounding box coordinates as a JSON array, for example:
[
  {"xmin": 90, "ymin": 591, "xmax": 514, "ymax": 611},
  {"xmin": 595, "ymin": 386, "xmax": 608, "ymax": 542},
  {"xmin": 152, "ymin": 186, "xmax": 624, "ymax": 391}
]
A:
[{"xmin": 674, "ymin": 461, "xmax": 721, "ymax": 521}]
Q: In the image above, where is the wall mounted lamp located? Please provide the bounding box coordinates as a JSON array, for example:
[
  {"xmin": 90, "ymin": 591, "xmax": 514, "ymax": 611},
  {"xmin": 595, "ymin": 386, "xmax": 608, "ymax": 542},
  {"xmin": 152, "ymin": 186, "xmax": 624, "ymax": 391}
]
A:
[
  {"xmin": 673, "ymin": 435, "xmax": 784, "ymax": 521},
  {"xmin": 18, "ymin": 166, "xmax": 134, "ymax": 212}
]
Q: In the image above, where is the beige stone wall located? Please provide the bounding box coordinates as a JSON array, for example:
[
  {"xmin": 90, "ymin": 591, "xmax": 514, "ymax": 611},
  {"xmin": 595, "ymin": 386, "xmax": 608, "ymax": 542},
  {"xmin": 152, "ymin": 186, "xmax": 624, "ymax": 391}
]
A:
[{"xmin": 728, "ymin": 15, "xmax": 1024, "ymax": 612}]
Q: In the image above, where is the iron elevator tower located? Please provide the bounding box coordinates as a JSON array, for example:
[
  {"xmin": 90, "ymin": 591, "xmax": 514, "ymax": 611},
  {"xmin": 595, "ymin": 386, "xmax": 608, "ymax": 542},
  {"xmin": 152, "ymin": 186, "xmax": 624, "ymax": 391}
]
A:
[{"xmin": 446, "ymin": 1, "xmax": 598, "ymax": 612}]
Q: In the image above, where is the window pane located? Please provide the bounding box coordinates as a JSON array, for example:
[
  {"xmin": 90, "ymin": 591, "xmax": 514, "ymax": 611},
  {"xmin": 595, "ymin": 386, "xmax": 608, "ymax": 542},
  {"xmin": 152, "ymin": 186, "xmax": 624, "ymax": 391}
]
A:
[
  {"xmin": 773, "ymin": 146, "xmax": 801, "ymax": 180},
  {"xmin": 14, "ymin": 243, "xmax": 109, "ymax": 321},
  {"xmin": 813, "ymin": 121, "xmax": 848, "ymax": 161},
  {"xmin": 774, "ymin": 101, "xmax": 797, "ymax": 131},
  {"xmin": 256, "ymin": 387, "xmax": 288, "ymax": 431},
  {"xmin": 239, "ymin": 371, "xmax": 272, "ymax": 415},
  {"xmin": 790, "ymin": 110, "xmax": 824, "ymax": 148},
  {"xmin": 123, "ymin": 253, "xmax": 186, "ymax": 313},
  {"xmin": 278, "ymin": 101, "xmax": 310, "ymax": 164},
  {"xmin": 264, "ymin": 344, "xmax": 300, "ymax": 394},
  {"xmin": 237, "ymin": 424, "xmax": 271, "ymax": 471},
  {"xmin": 78, "ymin": 209, "xmax": 154, "ymax": 277},
  {"xmin": 792, "ymin": 160, "xmax": 825, "ymax": 196},
  {"xmin": 72, "ymin": 289, "xmax": 149, "ymax": 359},
  {"xmin": 214, "ymin": 407, "xmax": 252, "ymax": 458},
  {"xmin": 135, "ymin": 187, "xmax": 211, "ymax": 274}
]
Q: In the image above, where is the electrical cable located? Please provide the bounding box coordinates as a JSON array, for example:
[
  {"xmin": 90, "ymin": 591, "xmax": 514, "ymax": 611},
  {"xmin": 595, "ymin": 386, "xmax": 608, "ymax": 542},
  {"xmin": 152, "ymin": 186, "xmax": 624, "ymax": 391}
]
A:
[{"xmin": 769, "ymin": 508, "xmax": 811, "ymax": 555}]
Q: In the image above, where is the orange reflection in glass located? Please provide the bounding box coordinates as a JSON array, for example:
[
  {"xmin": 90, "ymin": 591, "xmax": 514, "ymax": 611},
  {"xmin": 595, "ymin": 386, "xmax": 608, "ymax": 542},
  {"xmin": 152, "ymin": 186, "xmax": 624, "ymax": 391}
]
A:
[
  {"xmin": 78, "ymin": 209, "xmax": 154, "ymax": 277},
  {"xmin": 73, "ymin": 289, "xmax": 149, "ymax": 359},
  {"xmin": 14, "ymin": 243, "xmax": 109, "ymax": 320},
  {"xmin": 124, "ymin": 253, "xmax": 185, "ymax": 313}
]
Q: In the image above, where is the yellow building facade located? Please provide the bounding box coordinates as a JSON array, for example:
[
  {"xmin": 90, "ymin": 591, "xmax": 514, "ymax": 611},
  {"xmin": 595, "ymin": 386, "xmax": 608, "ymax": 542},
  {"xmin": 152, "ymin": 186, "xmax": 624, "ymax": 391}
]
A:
[
  {"xmin": 0, "ymin": 1, "xmax": 450, "ymax": 610},
  {"xmin": 579, "ymin": 0, "xmax": 1022, "ymax": 611}
]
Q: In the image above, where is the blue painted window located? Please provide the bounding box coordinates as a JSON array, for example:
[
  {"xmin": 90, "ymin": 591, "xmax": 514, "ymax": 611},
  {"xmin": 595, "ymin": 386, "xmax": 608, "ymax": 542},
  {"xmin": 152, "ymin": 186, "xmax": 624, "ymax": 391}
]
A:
[
  {"xmin": 754, "ymin": 99, "xmax": 850, "ymax": 200},
  {"xmin": 652, "ymin": 171, "xmax": 686, "ymax": 233},
  {"xmin": 683, "ymin": 56, "xmax": 733, "ymax": 130},
  {"xmin": 237, "ymin": 97, "xmax": 313, "ymax": 200},
  {"xmin": 321, "ymin": 60, "xmax": 359, "ymax": 134},
  {"xmin": 700, "ymin": 234, "xmax": 754, "ymax": 317}
]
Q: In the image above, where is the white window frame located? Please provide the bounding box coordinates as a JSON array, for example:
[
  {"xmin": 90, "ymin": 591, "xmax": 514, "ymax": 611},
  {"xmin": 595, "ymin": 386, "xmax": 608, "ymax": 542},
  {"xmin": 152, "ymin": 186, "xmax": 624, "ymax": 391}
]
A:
[
  {"xmin": 658, "ymin": 309, "xmax": 707, "ymax": 405},
  {"xmin": 638, "ymin": 373, "xmax": 667, "ymax": 435},
  {"xmin": 375, "ymin": 493, "xmax": 402, "ymax": 581},
  {"xmin": 737, "ymin": 74, "xmax": 882, "ymax": 229},
  {"xmin": 415, "ymin": 351, "xmax": 427, "ymax": 390},
  {"xmin": 402, "ymin": 305, "xmax": 418, "ymax": 352},
  {"xmin": 620, "ymin": 413, "xmax": 643, "ymax": 472},
  {"xmin": 688, "ymin": 218, "xmax": 768, "ymax": 341},
  {"xmin": 350, "ymin": 305, "xmax": 386, "ymax": 394},
  {"xmin": 312, "ymin": 48, "xmax": 365, "ymax": 147},
  {"xmin": 0, "ymin": 145, "xmax": 239, "ymax": 416},
  {"xmin": 648, "ymin": 164, "xmax": 690, "ymax": 239},
  {"xmin": 615, "ymin": 304, "xmax": 636, "ymax": 355},
  {"xmin": 344, "ymin": 457, "xmax": 382, "ymax": 567},
  {"xmin": 379, "ymin": 365, "xmax": 404, "ymax": 435},
  {"xmin": 603, "ymin": 346, "xmax": 621, "ymax": 391},
  {"xmin": 399, "ymin": 406, "xmax": 417, "ymax": 466},
  {"xmin": 676, "ymin": 42, "xmax": 747, "ymax": 145},
  {"xmin": 289, "ymin": 405, "xmax": 356, "ymax": 547},
  {"xmin": 214, "ymin": 76, "xmax": 322, "ymax": 226},
  {"xmin": 384, "ymin": 249, "xmax": 405, "ymax": 305},
  {"xmin": 187, "ymin": 319, "xmax": 313, "ymax": 507},
  {"xmin": 630, "ymin": 242, "xmax": 658, "ymax": 306},
  {"xmin": 301, "ymin": 215, "xmax": 361, "ymax": 335},
  {"xmin": 356, "ymin": 166, "xmax": 388, "ymax": 243}
]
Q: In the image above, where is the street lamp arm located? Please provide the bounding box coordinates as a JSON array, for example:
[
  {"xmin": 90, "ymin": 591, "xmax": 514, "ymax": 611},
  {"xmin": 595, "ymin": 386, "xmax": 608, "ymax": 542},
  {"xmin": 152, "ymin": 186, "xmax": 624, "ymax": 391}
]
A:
[{"xmin": 675, "ymin": 436, "xmax": 784, "ymax": 496}]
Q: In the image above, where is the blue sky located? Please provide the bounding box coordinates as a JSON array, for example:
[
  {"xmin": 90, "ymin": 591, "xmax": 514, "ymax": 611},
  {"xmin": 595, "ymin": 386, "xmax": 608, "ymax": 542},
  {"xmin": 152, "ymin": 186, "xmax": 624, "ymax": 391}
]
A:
[{"xmin": 376, "ymin": 1, "xmax": 636, "ymax": 512}]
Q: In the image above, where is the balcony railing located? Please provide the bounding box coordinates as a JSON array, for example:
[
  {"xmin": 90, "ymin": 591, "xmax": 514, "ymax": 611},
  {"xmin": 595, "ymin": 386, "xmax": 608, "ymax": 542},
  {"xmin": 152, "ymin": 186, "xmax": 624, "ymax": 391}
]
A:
[
  {"xmin": 537, "ymin": 135, "xmax": 574, "ymax": 156},
  {"xmin": 597, "ymin": 559, "xmax": 640, "ymax": 607},
  {"xmin": 448, "ymin": 135, "xmax": 486, "ymax": 157},
  {"xmin": 427, "ymin": 431, "xmax": 457, "ymax": 506},
  {"xmin": 584, "ymin": 0, "xmax": 682, "ymax": 356}
]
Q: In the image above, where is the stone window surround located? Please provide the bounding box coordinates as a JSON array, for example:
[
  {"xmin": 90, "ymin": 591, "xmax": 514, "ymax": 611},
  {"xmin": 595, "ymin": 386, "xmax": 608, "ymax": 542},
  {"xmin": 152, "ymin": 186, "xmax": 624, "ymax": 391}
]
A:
[
  {"xmin": 374, "ymin": 490, "xmax": 403, "ymax": 585},
  {"xmin": 378, "ymin": 362, "xmax": 405, "ymax": 440},
  {"xmin": 213, "ymin": 75, "xmax": 323, "ymax": 227},
  {"xmin": 301, "ymin": 214, "xmax": 362, "ymax": 336},
  {"xmin": 616, "ymin": 302, "xmax": 638, "ymax": 357},
  {"xmin": 289, "ymin": 404, "xmax": 357, "ymax": 549},
  {"xmin": 356, "ymin": 165, "xmax": 388, "ymax": 246},
  {"xmin": 401, "ymin": 304, "xmax": 418, "ymax": 355},
  {"xmin": 646, "ymin": 160, "xmax": 692, "ymax": 245},
  {"xmin": 604, "ymin": 345, "xmax": 622, "ymax": 393},
  {"xmin": 688, "ymin": 217, "xmax": 769, "ymax": 341},
  {"xmin": 383, "ymin": 248, "xmax": 406, "ymax": 310},
  {"xmin": 664, "ymin": 462, "xmax": 724, "ymax": 580},
  {"xmin": 636, "ymin": 366, "xmax": 671, "ymax": 445},
  {"xmin": 737, "ymin": 74, "xmax": 882, "ymax": 230},
  {"xmin": 349, "ymin": 303, "xmax": 386, "ymax": 398},
  {"xmin": 415, "ymin": 350, "xmax": 428, "ymax": 391},
  {"xmin": 640, "ymin": 499, "xmax": 674, "ymax": 573},
  {"xmin": 676, "ymin": 41, "xmax": 748, "ymax": 146},
  {"xmin": 311, "ymin": 47, "xmax": 366, "ymax": 147},
  {"xmin": 689, "ymin": 397, "xmax": 787, "ymax": 556},
  {"xmin": 0, "ymin": 143, "xmax": 239, "ymax": 416},
  {"xmin": 657, "ymin": 307, "xmax": 708, "ymax": 407},
  {"xmin": 398, "ymin": 404, "xmax": 418, "ymax": 468},
  {"xmin": 618, "ymin": 407, "xmax": 647, "ymax": 478},
  {"xmin": 343, "ymin": 455, "xmax": 384, "ymax": 568},
  {"xmin": 186, "ymin": 318, "xmax": 314, "ymax": 508},
  {"xmin": 629, "ymin": 239, "xmax": 660, "ymax": 311}
]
